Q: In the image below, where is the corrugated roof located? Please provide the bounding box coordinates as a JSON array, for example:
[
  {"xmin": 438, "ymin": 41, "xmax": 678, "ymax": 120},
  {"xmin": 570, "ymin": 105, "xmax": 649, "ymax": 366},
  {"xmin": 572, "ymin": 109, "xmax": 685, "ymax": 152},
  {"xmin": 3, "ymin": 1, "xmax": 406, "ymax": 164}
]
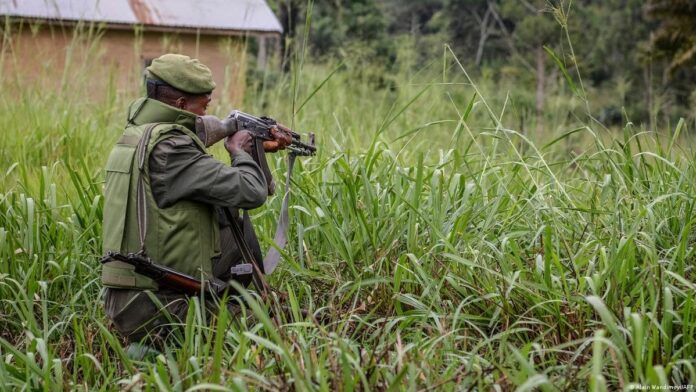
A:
[{"xmin": 0, "ymin": 0, "xmax": 283, "ymax": 34}]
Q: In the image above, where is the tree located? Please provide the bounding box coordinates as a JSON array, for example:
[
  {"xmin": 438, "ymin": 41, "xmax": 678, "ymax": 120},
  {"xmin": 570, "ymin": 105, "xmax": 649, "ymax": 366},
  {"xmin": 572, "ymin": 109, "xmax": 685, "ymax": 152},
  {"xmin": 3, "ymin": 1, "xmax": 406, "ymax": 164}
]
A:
[
  {"xmin": 568, "ymin": 0, "xmax": 653, "ymax": 122},
  {"xmin": 445, "ymin": 0, "xmax": 502, "ymax": 66},
  {"xmin": 646, "ymin": 0, "xmax": 696, "ymax": 112},
  {"xmin": 499, "ymin": 0, "xmax": 558, "ymax": 130},
  {"xmin": 647, "ymin": 0, "xmax": 696, "ymax": 74},
  {"xmin": 301, "ymin": 0, "xmax": 390, "ymax": 61}
]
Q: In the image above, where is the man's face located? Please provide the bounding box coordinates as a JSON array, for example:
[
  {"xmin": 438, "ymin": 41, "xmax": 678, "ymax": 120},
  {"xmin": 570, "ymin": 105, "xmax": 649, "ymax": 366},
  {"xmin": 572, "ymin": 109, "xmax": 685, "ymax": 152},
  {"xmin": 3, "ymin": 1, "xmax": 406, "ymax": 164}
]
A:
[{"xmin": 178, "ymin": 94, "xmax": 211, "ymax": 116}]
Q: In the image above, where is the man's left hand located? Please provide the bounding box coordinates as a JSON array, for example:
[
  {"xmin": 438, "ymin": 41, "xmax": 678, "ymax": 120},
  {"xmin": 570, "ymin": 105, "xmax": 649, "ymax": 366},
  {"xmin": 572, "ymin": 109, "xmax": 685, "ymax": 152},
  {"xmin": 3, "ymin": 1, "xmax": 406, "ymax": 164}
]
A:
[{"xmin": 263, "ymin": 125, "xmax": 293, "ymax": 153}]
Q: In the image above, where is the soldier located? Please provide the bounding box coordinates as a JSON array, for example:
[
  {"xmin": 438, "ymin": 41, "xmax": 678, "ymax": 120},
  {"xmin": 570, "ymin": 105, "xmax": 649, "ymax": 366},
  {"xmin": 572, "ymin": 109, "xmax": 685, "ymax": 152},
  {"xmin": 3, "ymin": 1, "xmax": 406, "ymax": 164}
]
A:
[{"xmin": 101, "ymin": 54, "xmax": 291, "ymax": 347}]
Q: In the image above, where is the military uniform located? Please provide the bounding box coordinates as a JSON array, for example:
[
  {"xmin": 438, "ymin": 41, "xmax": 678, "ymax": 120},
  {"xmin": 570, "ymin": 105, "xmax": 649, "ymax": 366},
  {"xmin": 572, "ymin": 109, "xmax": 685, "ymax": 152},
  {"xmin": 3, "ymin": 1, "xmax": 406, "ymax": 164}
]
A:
[{"xmin": 102, "ymin": 55, "xmax": 267, "ymax": 343}]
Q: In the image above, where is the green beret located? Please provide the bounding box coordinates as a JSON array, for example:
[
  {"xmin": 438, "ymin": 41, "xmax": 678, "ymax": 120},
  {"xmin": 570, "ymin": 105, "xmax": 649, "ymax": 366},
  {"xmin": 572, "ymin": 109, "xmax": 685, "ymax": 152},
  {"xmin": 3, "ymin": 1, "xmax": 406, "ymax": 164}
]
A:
[{"xmin": 146, "ymin": 53, "xmax": 216, "ymax": 94}]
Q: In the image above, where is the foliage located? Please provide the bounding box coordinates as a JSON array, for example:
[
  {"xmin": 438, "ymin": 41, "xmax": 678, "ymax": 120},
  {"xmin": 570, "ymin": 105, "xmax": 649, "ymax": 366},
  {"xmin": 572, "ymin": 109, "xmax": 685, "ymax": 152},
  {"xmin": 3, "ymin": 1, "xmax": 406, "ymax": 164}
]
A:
[
  {"xmin": 1, "ymin": 16, "xmax": 696, "ymax": 389},
  {"xmin": 264, "ymin": 0, "xmax": 696, "ymax": 125},
  {"xmin": 646, "ymin": 0, "xmax": 696, "ymax": 73},
  {"xmin": 645, "ymin": 0, "xmax": 696, "ymax": 114}
]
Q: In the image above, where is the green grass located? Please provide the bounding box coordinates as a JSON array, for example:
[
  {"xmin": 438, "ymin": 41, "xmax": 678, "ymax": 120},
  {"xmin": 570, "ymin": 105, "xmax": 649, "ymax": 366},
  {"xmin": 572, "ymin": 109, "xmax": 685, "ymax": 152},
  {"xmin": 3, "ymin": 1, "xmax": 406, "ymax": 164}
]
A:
[{"xmin": 1, "ymin": 25, "xmax": 695, "ymax": 391}]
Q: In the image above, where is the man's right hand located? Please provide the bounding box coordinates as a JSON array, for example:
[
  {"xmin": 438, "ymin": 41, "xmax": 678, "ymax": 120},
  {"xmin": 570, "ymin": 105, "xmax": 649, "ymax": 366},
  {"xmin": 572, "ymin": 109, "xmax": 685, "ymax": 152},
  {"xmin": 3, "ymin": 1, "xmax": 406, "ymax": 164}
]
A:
[{"xmin": 225, "ymin": 130, "xmax": 253, "ymax": 155}]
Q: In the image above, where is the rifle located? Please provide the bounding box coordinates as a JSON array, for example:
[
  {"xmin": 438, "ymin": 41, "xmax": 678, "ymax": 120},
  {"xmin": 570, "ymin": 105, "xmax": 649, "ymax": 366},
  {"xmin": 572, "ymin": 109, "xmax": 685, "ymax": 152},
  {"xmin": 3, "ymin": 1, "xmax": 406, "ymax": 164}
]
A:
[
  {"xmin": 195, "ymin": 111, "xmax": 316, "ymax": 157},
  {"xmin": 101, "ymin": 251, "xmax": 229, "ymax": 296},
  {"xmin": 100, "ymin": 251, "xmax": 316, "ymax": 321},
  {"xmin": 196, "ymin": 110, "xmax": 315, "ymax": 274}
]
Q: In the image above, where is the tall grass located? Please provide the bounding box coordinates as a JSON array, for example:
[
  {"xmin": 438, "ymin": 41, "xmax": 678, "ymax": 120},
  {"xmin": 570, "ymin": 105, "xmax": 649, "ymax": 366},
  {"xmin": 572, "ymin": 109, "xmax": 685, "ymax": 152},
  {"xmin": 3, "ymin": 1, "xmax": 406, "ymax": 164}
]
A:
[{"xmin": 1, "ymin": 18, "xmax": 695, "ymax": 391}]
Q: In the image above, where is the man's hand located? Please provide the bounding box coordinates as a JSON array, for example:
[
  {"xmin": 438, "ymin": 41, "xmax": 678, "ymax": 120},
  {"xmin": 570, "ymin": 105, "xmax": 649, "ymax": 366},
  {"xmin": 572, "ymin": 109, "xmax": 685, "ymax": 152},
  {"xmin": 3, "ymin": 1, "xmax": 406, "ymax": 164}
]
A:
[
  {"xmin": 263, "ymin": 125, "xmax": 293, "ymax": 153},
  {"xmin": 225, "ymin": 130, "xmax": 253, "ymax": 155}
]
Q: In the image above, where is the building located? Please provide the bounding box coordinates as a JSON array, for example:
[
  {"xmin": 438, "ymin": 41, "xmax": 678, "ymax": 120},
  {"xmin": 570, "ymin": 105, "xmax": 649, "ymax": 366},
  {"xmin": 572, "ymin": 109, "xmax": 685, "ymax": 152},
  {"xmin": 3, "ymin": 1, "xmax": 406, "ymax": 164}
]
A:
[{"xmin": 0, "ymin": 0, "xmax": 283, "ymax": 104}]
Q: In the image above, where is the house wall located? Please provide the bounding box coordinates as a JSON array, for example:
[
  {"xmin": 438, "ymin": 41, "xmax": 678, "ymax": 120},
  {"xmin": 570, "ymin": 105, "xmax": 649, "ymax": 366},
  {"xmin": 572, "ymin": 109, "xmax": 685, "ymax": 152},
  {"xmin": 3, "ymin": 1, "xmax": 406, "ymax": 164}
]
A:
[{"xmin": 0, "ymin": 21, "xmax": 258, "ymax": 109}]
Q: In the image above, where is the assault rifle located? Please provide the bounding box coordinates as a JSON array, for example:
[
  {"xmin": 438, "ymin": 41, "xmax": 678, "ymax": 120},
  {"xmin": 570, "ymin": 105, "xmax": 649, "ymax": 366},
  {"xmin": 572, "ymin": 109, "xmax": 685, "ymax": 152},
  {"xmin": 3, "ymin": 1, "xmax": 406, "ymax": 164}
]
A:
[
  {"xmin": 100, "ymin": 251, "xmax": 316, "ymax": 320},
  {"xmin": 101, "ymin": 251, "xmax": 229, "ymax": 297},
  {"xmin": 195, "ymin": 110, "xmax": 315, "ymax": 197},
  {"xmin": 195, "ymin": 111, "xmax": 316, "ymax": 156},
  {"xmin": 195, "ymin": 111, "xmax": 315, "ymax": 274}
]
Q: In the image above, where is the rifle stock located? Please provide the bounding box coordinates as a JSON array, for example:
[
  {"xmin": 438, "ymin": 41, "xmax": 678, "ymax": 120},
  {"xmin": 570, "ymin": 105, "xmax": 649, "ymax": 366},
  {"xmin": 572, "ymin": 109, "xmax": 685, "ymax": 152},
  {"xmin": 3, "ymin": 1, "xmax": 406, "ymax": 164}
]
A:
[
  {"xmin": 101, "ymin": 252, "xmax": 318, "ymax": 321},
  {"xmin": 101, "ymin": 252, "xmax": 222, "ymax": 296}
]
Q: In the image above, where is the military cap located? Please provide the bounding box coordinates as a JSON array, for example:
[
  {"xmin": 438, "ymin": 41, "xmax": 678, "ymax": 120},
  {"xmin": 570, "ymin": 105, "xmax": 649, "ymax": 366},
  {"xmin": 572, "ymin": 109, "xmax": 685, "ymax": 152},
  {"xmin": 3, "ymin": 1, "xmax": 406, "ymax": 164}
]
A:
[{"xmin": 146, "ymin": 54, "xmax": 216, "ymax": 94}]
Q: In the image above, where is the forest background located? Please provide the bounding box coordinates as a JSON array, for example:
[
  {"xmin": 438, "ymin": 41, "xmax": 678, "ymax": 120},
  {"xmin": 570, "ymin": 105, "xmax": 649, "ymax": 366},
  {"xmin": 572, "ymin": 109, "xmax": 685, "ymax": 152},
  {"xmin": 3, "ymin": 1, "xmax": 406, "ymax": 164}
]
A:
[{"xmin": 262, "ymin": 0, "xmax": 696, "ymax": 130}]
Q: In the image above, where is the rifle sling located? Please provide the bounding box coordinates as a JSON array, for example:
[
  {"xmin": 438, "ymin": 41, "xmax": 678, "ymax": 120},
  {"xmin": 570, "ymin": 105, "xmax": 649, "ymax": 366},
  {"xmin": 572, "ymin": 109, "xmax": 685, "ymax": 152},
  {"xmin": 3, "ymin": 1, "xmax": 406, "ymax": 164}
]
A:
[
  {"xmin": 247, "ymin": 139, "xmax": 298, "ymax": 275},
  {"xmin": 252, "ymin": 138, "xmax": 275, "ymax": 196},
  {"xmin": 223, "ymin": 207, "xmax": 271, "ymax": 297},
  {"xmin": 263, "ymin": 153, "xmax": 296, "ymax": 274}
]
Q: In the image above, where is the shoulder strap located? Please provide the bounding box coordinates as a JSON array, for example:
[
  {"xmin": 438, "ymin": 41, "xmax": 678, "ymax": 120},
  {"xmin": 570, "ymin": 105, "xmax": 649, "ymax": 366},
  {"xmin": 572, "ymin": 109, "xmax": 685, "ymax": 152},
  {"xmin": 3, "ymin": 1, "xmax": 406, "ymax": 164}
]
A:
[
  {"xmin": 251, "ymin": 138, "xmax": 276, "ymax": 196},
  {"xmin": 135, "ymin": 123, "xmax": 159, "ymax": 252}
]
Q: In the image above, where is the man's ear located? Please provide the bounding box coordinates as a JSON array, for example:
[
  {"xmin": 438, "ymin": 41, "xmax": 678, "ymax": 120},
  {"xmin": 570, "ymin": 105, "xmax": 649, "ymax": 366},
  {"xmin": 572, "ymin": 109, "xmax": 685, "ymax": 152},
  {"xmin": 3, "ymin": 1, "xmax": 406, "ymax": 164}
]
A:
[{"xmin": 175, "ymin": 97, "xmax": 187, "ymax": 110}]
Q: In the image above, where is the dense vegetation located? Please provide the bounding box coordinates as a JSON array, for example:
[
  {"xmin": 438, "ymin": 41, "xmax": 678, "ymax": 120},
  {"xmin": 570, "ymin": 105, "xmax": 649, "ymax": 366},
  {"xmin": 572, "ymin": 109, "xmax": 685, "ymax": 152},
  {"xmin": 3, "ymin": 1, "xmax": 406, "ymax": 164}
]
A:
[
  {"xmin": 267, "ymin": 0, "xmax": 696, "ymax": 126},
  {"xmin": 1, "ymin": 1, "xmax": 695, "ymax": 390}
]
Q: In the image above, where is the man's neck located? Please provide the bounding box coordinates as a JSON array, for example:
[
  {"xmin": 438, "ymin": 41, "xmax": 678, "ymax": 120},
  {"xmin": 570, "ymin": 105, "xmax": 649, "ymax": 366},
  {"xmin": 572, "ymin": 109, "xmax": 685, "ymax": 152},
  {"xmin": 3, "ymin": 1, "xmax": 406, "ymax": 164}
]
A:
[{"xmin": 127, "ymin": 98, "xmax": 197, "ymax": 131}]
